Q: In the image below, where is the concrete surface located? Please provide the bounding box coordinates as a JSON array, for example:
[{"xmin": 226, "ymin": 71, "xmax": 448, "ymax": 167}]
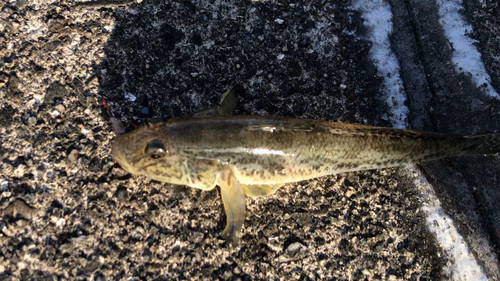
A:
[{"xmin": 0, "ymin": 0, "xmax": 498, "ymax": 280}]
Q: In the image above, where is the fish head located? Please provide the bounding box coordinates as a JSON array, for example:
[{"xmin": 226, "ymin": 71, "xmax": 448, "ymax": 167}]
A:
[{"xmin": 112, "ymin": 123, "xmax": 189, "ymax": 185}]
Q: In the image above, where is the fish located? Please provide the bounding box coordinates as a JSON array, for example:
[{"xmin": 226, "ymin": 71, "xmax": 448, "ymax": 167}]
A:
[{"xmin": 111, "ymin": 115, "xmax": 500, "ymax": 246}]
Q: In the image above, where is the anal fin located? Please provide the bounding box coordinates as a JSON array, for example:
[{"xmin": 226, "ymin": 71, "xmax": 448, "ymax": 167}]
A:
[{"xmin": 240, "ymin": 183, "xmax": 283, "ymax": 197}]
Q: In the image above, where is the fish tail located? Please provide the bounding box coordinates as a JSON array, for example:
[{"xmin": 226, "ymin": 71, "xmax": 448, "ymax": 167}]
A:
[{"xmin": 462, "ymin": 133, "xmax": 500, "ymax": 155}]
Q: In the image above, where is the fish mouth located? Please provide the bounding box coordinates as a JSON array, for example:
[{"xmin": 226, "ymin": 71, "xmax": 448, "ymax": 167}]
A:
[{"xmin": 111, "ymin": 140, "xmax": 137, "ymax": 175}]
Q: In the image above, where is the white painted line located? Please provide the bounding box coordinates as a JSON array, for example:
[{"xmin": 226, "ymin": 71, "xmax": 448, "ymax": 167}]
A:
[
  {"xmin": 351, "ymin": 0, "xmax": 489, "ymax": 279},
  {"xmin": 436, "ymin": 0, "xmax": 499, "ymax": 98},
  {"xmin": 406, "ymin": 168, "xmax": 488, "ymax": 281},
  {"xmin": 351, "ymin": 0, "xmax": 409, "ymax": 129}
]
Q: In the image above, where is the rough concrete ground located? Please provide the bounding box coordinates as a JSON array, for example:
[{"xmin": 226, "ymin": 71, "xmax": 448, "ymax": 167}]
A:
[
  {"xmin": 0, "ymin": 0, "xmax": 498, "ymax": 280},
  {"xmin": 389, "ymin": 0, "xmax": 500, "ymax": 278}
]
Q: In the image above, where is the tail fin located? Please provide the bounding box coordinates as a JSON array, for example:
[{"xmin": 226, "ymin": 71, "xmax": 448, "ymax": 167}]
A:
[{"xmin": 462, "ymin": 133, "xmax": 500, "ymax": 155}]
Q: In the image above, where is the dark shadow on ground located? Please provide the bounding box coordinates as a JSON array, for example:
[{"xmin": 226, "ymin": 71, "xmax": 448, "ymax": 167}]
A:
[
  {"xmin": 93, "ymin": 0, "xmax": 480, "ymax": 279},
  {"xmin": 98, "ymin": 0, "xmax": 383, "ymax": 125}
]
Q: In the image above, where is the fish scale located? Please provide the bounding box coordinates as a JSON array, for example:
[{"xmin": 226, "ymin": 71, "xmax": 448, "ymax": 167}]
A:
[{"xmin": 112, "ymin": 115, "xmax": 500, "ymax": 246}]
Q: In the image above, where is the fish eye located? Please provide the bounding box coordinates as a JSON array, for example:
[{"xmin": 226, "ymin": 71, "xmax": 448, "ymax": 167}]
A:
[{"xmin": 145, "ymin": 140, "xmax": 167, "ymax": 159}]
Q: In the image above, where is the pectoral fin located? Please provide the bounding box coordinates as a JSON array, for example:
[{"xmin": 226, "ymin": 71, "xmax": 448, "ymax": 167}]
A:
[
  {"xmin": 218, "ymin": 167, "xmax": 245, "ymax": 246},
  {"xmin": 240, "ymin": 183, "xmax": 283, "ymax": 197}
]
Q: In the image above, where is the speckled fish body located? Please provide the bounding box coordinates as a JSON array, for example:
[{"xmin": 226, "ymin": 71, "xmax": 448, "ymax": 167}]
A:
[{"xmin": 112, "ymin": 116, "xmax": 500, "ymax": 245}]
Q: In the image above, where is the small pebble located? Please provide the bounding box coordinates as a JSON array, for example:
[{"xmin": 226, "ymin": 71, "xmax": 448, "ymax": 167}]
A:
[
  {"xmin": 0, "ymin": 179, "xmax": 8, "ymax": 191},
  {"xmin": 192, "ymin": 231, "xmax": 204, "ymax": 243},
  {"xmin": 285, "ymin": 242, "xmax": 307, "ymax": 256},
  {"xmin": 55, "ymin": 104, "xmax": 65, "ymax": 114},
  {"xmin": 2, "ymin": 198, "xmax": 36, "ymax": 219},
  {"xmin": 67, "ymin": 149, "xmax": 79, "ymax": 164},
  {"xmin": 114, "ymin": 186, "xmax": 129, "ymax": 202},
  {"xmin": 344, "ymin": 187, "xmax": 356, "ymax": 197},
  {"xmin": 1, "ymin": 225, "xmax": 15, "ymax": 237},
  {"xmin": 56, "ymin": 218, "xmax": 66, "ymax": 228},
  {"xmin": 110, "ymin": 117, "xmax": 126, "ymax": 134},
  {"xmin": 139, "ymin": 106, "xmax": 153, "ymax": 118},
  {"xmin": 268, "ymin": 236, "xmax": 279, "ymax": 244},
  {"xmin": 124, "ymin": 92, "xmax": 137, "ymax": 102}
]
